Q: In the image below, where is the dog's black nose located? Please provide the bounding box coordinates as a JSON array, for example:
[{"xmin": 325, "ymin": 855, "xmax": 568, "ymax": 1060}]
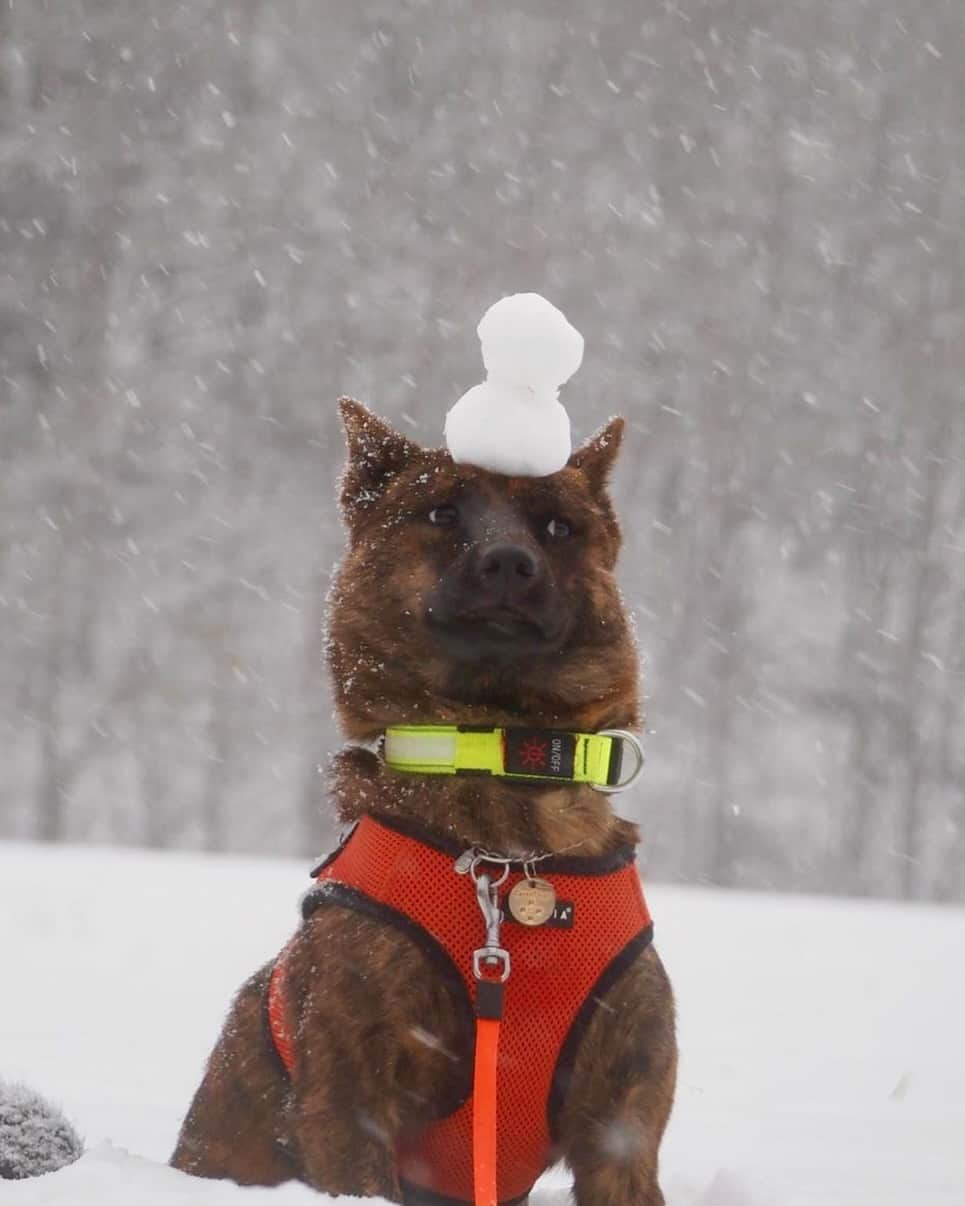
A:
[{"xmin": 476, "ymin": 543, "xmax": 541, "ymax": 589}]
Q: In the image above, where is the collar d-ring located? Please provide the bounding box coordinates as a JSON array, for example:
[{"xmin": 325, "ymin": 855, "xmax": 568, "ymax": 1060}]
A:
[{"xmin": 594, "ymin": 729, "xmax": 646, "ymax": 794}]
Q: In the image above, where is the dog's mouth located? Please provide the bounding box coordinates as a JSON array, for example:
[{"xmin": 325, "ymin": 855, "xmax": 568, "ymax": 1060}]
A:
[
  {"xmin": 463, "ymin": 607, "xmax": 545, "ymax": 639},
  {"xmin": 425, "ymin": 604, "xmax": 567, "ymax": 662}
]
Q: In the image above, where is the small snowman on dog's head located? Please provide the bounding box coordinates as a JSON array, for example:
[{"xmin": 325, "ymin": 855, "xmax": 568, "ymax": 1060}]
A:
[{"xmin": 444, "ymin": 293, "xmax": 584, "ymax": 477}]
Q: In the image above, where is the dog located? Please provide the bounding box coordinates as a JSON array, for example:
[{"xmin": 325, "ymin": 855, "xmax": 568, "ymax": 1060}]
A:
[{"xmin": 171, "ymin": 397, "xmax": 677, "ymax": 1204}]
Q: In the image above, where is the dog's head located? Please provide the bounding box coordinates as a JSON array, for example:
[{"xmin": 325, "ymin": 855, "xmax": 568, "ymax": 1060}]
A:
[{"xmin": 328, "ymin": 399, "xmax": 639, "ymax": 739}]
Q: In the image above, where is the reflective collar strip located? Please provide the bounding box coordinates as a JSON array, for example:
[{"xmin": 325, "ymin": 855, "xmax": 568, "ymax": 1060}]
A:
[{"xmin": 382, "ymin": 725, "xmax": 619, "ymax": 787}]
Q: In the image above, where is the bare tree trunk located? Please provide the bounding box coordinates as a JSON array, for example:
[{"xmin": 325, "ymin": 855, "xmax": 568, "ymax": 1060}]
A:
[
  {"xmin": 891, "ymin": 391, "xmax": 954, "ymax": 898},
  {"xmin": 33, "ymin": 546, "xmax": 67, "ymax": 842}
]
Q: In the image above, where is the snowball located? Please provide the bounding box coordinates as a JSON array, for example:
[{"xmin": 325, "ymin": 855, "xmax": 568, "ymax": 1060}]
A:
[
  {"xmin": 445, "ymin": 383, "xmax": 572, "ymax": 477},
  {"xmin": 478, "ymin": 293, "xmax": 584, "ymax": 395},
  {"xmin": 445, "ymin": 293, "xmax": 583, "ymax": 476}
]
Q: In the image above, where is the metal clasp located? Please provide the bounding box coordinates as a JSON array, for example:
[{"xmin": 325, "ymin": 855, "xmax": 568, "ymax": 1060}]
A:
[
  {"xmin": 471, "ymin": 871, "xmax": 511, "ymax": 983},
  {"xmin": 594, "ymin": 729, "xmax": 646, "ymax": 794}
]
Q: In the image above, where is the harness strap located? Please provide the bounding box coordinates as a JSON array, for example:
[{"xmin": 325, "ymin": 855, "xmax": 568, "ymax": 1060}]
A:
[{"xmin": 267, "ymin": 951, "xmax": 295, "ymax": 1074}]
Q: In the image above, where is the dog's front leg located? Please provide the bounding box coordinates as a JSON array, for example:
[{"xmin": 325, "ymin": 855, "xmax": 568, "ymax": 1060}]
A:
[
  {"xmin": 288, "ymin": 1024, "xmax": 403, "ymax": 1201},
  {"xmin": 556, "ymin": 946, "xmax": 677, "ymax": 1206},
  {"xmin": 284, "ymin": 909, "xmax": 471, "ymax": 1201},
  {"xmin": 564, "ymin": 1079, "xmax": 671, "ymax": 1206}
]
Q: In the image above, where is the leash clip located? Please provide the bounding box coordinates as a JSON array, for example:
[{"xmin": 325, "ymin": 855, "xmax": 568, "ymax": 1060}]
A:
[
  {"xmin": 594, "ymin": 729, "xmax": 646, "ymax": 794},
  {"xmin": 471, "ymin": 871, "xmax": 511, "ymax": 983}
]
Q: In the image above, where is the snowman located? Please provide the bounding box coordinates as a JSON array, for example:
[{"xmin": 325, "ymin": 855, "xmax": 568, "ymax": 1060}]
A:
[{"xmin": 444, "ymin": 293, "xmax": 584, "ymax": 477}]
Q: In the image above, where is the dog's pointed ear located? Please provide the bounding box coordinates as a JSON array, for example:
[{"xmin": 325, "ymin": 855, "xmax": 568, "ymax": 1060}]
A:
[
  {"xmin": 338, "ymin": 397, "xmax": 422, "ymax": 525},
  {"xmin": 567, "ymin": 416, "xmax": 625, "ymax": 495}
]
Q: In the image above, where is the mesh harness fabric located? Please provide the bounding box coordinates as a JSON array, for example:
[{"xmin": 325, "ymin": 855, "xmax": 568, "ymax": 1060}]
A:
[{"xmin": 267, "ymin": 814, "xmax": 653, "ymax": 1205}]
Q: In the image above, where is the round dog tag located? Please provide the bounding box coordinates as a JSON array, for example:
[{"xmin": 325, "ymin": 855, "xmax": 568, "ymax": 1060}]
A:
[{"xmin": 507, "ymin": 877, "xmax": 557, "ymax": 927}]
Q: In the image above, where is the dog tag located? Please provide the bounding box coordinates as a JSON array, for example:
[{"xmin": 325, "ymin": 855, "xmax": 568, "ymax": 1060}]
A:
[{"xmin": 507, "ymin": 877, "xmax": 557, "ymax": 927}]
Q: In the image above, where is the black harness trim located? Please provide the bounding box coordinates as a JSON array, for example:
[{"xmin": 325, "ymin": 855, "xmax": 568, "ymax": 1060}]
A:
[{"xmin": 546, "ymin": 922, "xmax": 654, "ymax": 1141}]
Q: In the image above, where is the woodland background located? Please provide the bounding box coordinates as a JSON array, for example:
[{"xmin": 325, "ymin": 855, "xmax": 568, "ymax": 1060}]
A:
[{"xmin": 2, "ymin": 1, "xmax": 963, "ymax": 901}]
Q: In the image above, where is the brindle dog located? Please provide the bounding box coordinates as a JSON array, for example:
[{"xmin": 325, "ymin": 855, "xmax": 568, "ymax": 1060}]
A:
[{"xmin": 171, "ymin": 398, "xmax": 677, "ymax": 1204}]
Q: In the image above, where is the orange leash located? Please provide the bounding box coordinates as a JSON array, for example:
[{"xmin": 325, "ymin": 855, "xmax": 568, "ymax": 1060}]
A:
[
  {"xmin": 470, "ymin": 866, "xmax": 511, "ymax": 1206},
  {"xmin": 472, "ymin": 1014, "xmax": 501, "ymax": 1206}
]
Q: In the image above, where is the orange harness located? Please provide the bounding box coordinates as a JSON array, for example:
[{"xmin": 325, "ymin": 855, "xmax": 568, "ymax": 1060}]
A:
[{"xmin": 268, "ymin": 815, "xmax": 653, "ymax": 1205}]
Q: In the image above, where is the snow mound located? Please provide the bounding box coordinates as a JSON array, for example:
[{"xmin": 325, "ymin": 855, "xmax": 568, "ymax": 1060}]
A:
[
  {"xmin": 3, "ymin": 1142, "xmax": 326, "ymax": 1204},
  {"xmin": 0, "ymin": 1140, "xmax": 770, "ymax": 1206},
  {"xmin": 445, "ymin": 293, "xmax": 583, "ymax": 476},
  {"xmin": 0, "ymin": 1081, "xmax": 83, "ymax": 1181}
]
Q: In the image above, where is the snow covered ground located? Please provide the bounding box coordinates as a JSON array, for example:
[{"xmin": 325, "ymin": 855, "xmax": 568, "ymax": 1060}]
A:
[{"xmin": 1, "ymin": 839, "xmax": 963, "ymax": 1205}]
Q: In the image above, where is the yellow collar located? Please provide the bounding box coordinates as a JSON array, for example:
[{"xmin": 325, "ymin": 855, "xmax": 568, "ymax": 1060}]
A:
[{"xmin": 382, "ymin": 725, "xmax": 644, "ymax": 793}]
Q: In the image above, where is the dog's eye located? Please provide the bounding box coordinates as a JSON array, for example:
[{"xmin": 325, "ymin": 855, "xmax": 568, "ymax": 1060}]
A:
[
  {"xmin": 428, "ymin": 504, "xmax": 459, "ymax": 527},
  {"xmin": 545, "ymin": 518, "xmax": 572, "ymax": 539}
]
